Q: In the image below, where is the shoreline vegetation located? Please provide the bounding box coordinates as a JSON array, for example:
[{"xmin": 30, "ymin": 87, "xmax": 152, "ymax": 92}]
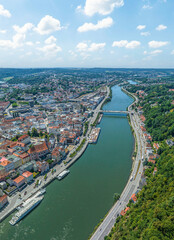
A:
[{"xmin": 69, "ymin": 138, "xmax": 86, "ymax": 158}]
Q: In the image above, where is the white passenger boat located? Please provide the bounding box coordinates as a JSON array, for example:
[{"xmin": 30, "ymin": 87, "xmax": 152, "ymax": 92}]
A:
[
  {"xmin": 9, "ymin": 196, "xmax": 44, "ymax": 226},
  {"xmin": 57, "ymin": 169, "xmax": 70, "ymax": 180}
]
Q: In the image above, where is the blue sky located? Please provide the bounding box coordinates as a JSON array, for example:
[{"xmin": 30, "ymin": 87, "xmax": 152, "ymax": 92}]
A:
[{"xmin": 0, "ymin": 0, "xmax": 173, "ymax": 68}]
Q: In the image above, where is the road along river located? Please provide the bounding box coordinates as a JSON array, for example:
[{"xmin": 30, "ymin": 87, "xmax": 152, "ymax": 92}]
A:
[{"xmin": 0, "ymin": 85, "xmax": 134, "ymax": 240}]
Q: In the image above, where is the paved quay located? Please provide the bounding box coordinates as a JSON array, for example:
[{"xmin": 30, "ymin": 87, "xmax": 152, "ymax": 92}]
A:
[
  {"xmin": 0, "ymin": 86, "xmax": 109, "ymax": 223},
  {"xmin": 90, "ymin": 89, "xmax": 145, "ymax": 240}
]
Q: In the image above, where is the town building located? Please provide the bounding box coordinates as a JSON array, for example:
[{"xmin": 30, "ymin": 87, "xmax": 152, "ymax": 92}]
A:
[
  {"xmin": 0, "ymin": 194, "xmax": 8, "ymax": 209},
  {"xmin": 13, "ymin": 175, "xmax": 25, "ymax": 188},
  {"xmin": 22, "ymin": 171, "xmax": 33, "ymax": 183}
]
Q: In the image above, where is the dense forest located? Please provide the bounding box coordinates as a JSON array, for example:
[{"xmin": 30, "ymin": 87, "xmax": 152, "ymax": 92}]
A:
[
  {"xmin": 130, "ymin": 84, "xmax": 174, "ymax": 141},
  {"xmin": 105, "ymin": 83, "xmax": 174, "ymax": 240},
  {"xmin": 106, "ymin": 147, "xmax": 174, "ymax": 240}
]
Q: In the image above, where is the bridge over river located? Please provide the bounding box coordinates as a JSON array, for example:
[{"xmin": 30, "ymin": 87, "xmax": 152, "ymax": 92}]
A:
[{"xmin": 99, "ymin": 110, "xmax": 130, "ymax": 114}]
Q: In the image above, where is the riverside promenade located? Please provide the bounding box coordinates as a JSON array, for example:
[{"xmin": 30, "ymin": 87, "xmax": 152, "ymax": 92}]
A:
[
  {"xmin": 90, "ymin": 89, "xmax": 145, "ymax": 240},
  {"xmin": 0, "ymin": 86, "xmax": 109, "ymax": 223}
]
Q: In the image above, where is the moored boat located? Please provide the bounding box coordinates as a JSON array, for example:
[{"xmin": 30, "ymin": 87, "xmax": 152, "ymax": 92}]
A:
[
  {"xmin": 57, "ymin": 169, "xmax": 70, "ymax": 180},
  {"xmin": 9, "ymin": 196, "xmax": 44, "ymax": 226}
]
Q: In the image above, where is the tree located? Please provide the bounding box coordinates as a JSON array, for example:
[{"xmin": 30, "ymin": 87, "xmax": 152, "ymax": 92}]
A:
[
  {"xmin": 12, "ymin": 102, "xmax": 18, "ymax": 108},
  {"xmin": 39, "ymin": 131, "xmax": 43, "ymax": 137},
  {"xmin": 44, "ymin": 174, "xmax": 47, "ymax": 180},
  {"xmin": 31, "ymin": 127, "xmax": 39, "ymax": 137},
  {"xmin": 113, "ymin": 193, "xmax": 120, "ymax": 203}
]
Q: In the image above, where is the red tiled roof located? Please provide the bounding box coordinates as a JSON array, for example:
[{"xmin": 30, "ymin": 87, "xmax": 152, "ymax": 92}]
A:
[
  {"xmin": 120, "ymin": 207, "xmax": 130, "ymax": 216},
  {"xmin": 0, "ymin": 194, "xmax": 7, "ymax": 203},
  {"xmin": 22, "ymin": 171, "xmax": 33, "ymax": 178},
  {"xmin": 148, "ymin": 159, "xmax": 156, "ymax": 164},
  {"xmin": 131, "ymin": 194, "xmax": 137, "ymax": 202},
  {"xmin": 28, "ymin": 141, "xmax": 48, "ymax": 154},
  {"xmin": 18, "ymin": 134, "xmax": 29, "ymax": 141},
  {"xmin": 13, "ymin": 175, "xmax": 25, "ymax": 184},
  {"xmin": 0, "ymin": 160, "xmax": 11, "ymax": 166}
]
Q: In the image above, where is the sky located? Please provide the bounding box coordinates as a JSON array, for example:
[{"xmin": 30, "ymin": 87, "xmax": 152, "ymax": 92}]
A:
[{"xmin": 0, "ymin": 0, "xmax": 174, "ymax": 68}]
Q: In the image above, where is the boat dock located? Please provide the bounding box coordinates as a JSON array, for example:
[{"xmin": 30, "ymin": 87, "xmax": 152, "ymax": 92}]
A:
[{"xmin": 89, "ymin": 128, "xmax": 101, "ymax": 144}]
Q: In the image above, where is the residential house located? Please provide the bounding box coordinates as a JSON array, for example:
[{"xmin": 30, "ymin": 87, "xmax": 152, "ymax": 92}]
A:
[
  {"xmin": 36, "ymin": 161, "xmax": 49, "ymax": 174},
  {"xmin": 0, "ymin": 158, "xmax": 14, "ymax": 173},
  {"xmin": 22, "ymin": 171, "xmax": 33, "ymax": 183},
  {"xmin": 18, "ymin": 162, "xmax": 34, "ymax": 174},
  {"xmin": 19, "ymin": 152, "xmax": 30, "ymax": 164},
  {"xmin": 7, "ymin": 155, "xmax": 22, "ymax": 169},
  {"xmin": 0, "ymin": 194, "xmax": 8, "ymax": 209},
  {"xmin": 120, "ymin": 207, "xmax": 130, "ymax": 216},
  {"xmin": 130, "ymin": 194, "xmax": 137, "ymax": 203},
  {"xmin": 153, "ymin": 143, "xmax": 159, "ymax": 151},
  {"xmin": 153, "ymin": 167, "xmax": 157, "ymax": 175},
  {"xmin": 18, "ymin": 134, "xmax": 30, "ymax": 144},
  {"xmin": 0, "ymin": 181, "xmax": 7, "ymax": 190},
  {"xmin": 52, "ymin": 146, "xmax": 63, "ymax": 162},
  {"xmin": 13, "ymin": 175, "xmax": 25, "ymax": 188},
  {"xmin": 0, "ymin": 165, "xmax": 8, "ymax": 181},
  {"xmin": 28, "ymin": 141, "xmax": 49, "ymax": 160}
]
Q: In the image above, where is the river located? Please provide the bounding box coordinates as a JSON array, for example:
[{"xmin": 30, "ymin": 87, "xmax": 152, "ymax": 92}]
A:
[{"xmin": 0, "ymin": 85, "xmax": 134, "ymax": 240}]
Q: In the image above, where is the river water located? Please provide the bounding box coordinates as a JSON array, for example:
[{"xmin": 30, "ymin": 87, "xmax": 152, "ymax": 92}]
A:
[{"xmin": 0, "ymin": 85, "xmax": 134, "ymax": 240}]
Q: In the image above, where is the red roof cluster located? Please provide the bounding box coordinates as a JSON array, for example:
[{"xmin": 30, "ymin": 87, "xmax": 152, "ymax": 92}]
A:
[{"xmin": 28, "ymin": 141, "xmax": 48, "ymax": 154}]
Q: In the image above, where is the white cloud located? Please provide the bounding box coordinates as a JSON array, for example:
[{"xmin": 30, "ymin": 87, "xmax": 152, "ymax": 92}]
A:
[
  {"xmin": 0, "ymin": 40, "xmax": 14, "ymax": 48},
  {"xmin": 77, "ymin": 17, "xmax": 113, "ymax": 32},
  {"xmin": 148, "ymin": 41, "xmax": 169, "ymax": 48},
  {"xmin": 76, "ymin": 42, "xmax": 106, "ymax": 52},
  {"xmin": 149, "ymin": 49, "xmax": 162, "ymax": 55},
  {"xmin": 76, "ymin": 5, "xmax": 82, "ymax": 12},
  {"xmin": 144, "ymin": 49, "xmax": 163, "ymax": 56},
  {"xmin": 88, "ymin": 43, "xmax": 106, "ymax": 51},
  {"xmin": 35, "ymin": 15, "xmax": 62, "ymax": 35},
  {"xmin": 26, "ymin": 52, "xmax": 32, "ymax": 56},
  {"xmin": 12, "ymin": 34, "xmax": 26, "ymax": 47},
  {"xmin": 126, "ymin": 41, "xmax": 141, "ymax": 49},
  {"xmin": 112, "ymin": 40, "xmax": 128, "ymax": 47},
  {"xmin": 45, "ymin": 36, "xmax": 57, "ymax": 44},
  {"xmin": 76, "ymin": 42, "xmax": 88, "ymax": 52},
  {"xmin": 69, "ymin": 50, "xmax": 77, "ymax": 58},
  {"xmin": 171, "ymin": 50, "xmax": 174, "ymax": 55},
  {"xmin": 0, "ymin": 22, "xmax": 34, "ymax": 49},
  {"xmin": 0, "ymin": 30, "xmax": 7, "ymax": 34},
  {"xmin": 142, "ymin": 5, "xmax": 152, "ymax": 10},
  {"xmin": 137, "ymin": 25, "xmax": 146, "ymax": 30},
  {"xmin": 0, "ymin": 4, "xmax": 11, "ymax": 17},
  {"xmin": 13, "ymin": 23, "xmax": 34, "ymax": 34},
  {"xmin": 141, "ymin": 32, "xmax": 150, "ymax": 36},
  {"xmin": 84, "ymin": 0, "xmax": 124, "ymax": 16},
  {"xmin": 26, "ymin": 41, "xmax": 34, "ymax": 46},
  {"xmin": 156, "ymin": 24, "xmax": 167, "ymax": 31},
  {"xmin": 112, "ymin": 40, "xmax": 141, "ymax": 49},
  {"xmin": 0, "ymin": 33, "xmax": 25, "ymax": 49},
  {"xmin": 37, "ymin": 43, "xmax": 62, "ymax": 56},
  {"xmin": 9, "ymin": 23, "xmax": 34, "ymax": 48}
]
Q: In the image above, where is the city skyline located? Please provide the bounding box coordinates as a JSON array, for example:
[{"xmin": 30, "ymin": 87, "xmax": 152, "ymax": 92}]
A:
[{"xmin": 0, "ymin": 0, "xmax": 173, "ymax": 68}]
